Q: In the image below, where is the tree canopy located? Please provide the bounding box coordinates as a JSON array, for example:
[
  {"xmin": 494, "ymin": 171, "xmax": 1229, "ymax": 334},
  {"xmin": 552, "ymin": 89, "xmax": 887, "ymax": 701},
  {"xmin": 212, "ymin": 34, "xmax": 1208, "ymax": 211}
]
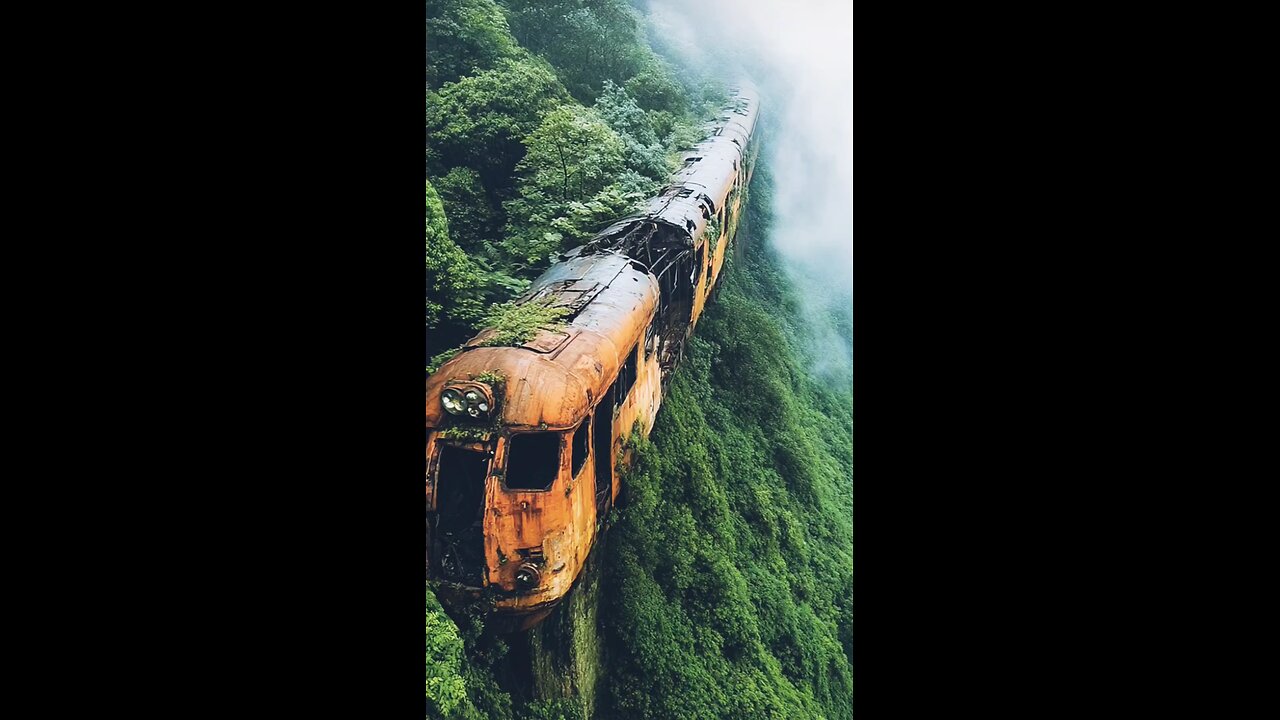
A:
[
  {"xmin": 426, "ymin": 0, "xmax": 520, "ymax": 89},
  {"xmin": 426, "ymin": 177, "xmax": 484, "ymax": 332},
  {"xmin": 426, "ymin": 57, "xmax": 571, "ymax": 189},
  {"xmin": 502, "ymin": 0, "xmax": 651, "ymax": 102},
  {"xmin": 500, "ymin": 105, "xmax": 645, "ymax": 270}
]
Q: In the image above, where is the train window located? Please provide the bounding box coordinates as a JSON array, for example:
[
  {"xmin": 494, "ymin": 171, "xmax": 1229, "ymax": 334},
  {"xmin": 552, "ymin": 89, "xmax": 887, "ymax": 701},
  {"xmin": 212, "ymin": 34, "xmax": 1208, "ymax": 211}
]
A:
[
  {"xmin": 505, "ymin": 432, "xmax": 561, "ymax": 491},
  {"xmin": 571, "ymin": 420, "xmax": 589, "ymax": 478},
  {"xmin": 614, "ymin": 343, "xmax": 638, "ymax": 409}
]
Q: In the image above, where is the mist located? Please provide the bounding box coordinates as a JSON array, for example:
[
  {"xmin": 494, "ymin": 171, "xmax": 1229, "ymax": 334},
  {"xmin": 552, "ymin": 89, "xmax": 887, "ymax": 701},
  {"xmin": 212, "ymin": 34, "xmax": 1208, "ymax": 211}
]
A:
[{"xmin": 644, "ymin": 0, "xmax": 853, "ymax": 382}]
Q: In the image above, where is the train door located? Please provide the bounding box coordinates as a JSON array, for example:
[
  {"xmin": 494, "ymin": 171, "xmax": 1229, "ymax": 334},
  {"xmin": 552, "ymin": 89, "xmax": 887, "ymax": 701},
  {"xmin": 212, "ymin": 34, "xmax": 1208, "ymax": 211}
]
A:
[
  {"xmin": 592, "ymin": 385, "xmax": 614, "ymax": 517},
  {"xmin": 431, "ymin": 444, "xmax": 490, "ymax": 586}
]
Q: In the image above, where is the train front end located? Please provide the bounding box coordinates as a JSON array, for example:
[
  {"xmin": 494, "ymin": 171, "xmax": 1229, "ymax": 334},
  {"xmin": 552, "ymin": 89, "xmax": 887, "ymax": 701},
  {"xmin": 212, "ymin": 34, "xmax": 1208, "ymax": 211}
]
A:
[{"xmin": 425, "ymin": 343, "xmax": 604, "ymax": 632}]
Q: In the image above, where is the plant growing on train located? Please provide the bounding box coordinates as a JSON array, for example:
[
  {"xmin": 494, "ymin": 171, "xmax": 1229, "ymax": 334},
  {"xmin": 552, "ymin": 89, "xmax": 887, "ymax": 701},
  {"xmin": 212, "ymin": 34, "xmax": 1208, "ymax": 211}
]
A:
[
  {"xmin": 473, "ymin": 370, "xmax": 506, "ymax": 386},
  {"xmin": 428, "ymin": 348, "xmax": 463, "ymax": 375},
  {"xmin": 477, "ymin": 301, "xmax": 570, "ymax": 346},
  {"xmin": 428, "ymin": 301, "xmax": 570, "ymax": 377},
  {"xmin": 705, "ymin": 215, "xmax": 722, "ymax": 256},
  {"xmin": 438, "ymin": 424, "xmax": 497, "ymax": 442}
]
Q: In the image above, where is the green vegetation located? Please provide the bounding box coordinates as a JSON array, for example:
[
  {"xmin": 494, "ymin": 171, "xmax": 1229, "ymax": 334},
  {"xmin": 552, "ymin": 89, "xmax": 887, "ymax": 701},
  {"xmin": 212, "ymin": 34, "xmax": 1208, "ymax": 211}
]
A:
[
  {"xmin": 427, "ymin": 57, "xmax": 570, "ymax": 190},
  {"xmin": 427, "ymin": 3, "xmax": 851, "ymax": 719},
  {"xmin": 428, "ymin": 348, "xmax": 463, "ymax": 375},
  {"xmin": 426, "ymin": 590, "xmax": 515, "ymax": 720},
  {"xmin": 705, "ymin": 215, "xmax": 722, "ymax": 266},
  {"xmin": 473, "ymin": 370, "xmax": 506, "ymax": 386},
  {"xmin": 724, "ymin": 182, "xmax": 747, "ymax": 241},
  {"xmin": 427, "ymin": 178, "xmax": 486, "ymax": 333},
  {"xmin": 501, "ymin": 0, "xmax": 673, "ymax": 104},
  {"xmin": 519, "ymin": 698, "xmax": 585, "ymax": 720},
  {"xmin": 596, "ymin": 169, "xmax": 853, "ymax": 720},
  {"xmin": 427, "ymin": 0, "xmax": 520, "ymax": 90},
  {"xmin": 427, "ymin": 299, "xmax": 567, "ymax": 378},
  {"xmin": 501, "ymin": 105, "xmax": 635, "ymax": 268},
  {"xmin": 476, "ymin": 301, "xmax": 570, "ymax": 347},
  {"xmin": 593, "ymin": 80, "xmax": 670, "ymax": 180},
  {"xmin": 427, "ymin": 589, "xmax": 500, "ymax": 720},
  {"xmin": 438, "ymin": 425, "xmax": 497, "ymax": 442}
]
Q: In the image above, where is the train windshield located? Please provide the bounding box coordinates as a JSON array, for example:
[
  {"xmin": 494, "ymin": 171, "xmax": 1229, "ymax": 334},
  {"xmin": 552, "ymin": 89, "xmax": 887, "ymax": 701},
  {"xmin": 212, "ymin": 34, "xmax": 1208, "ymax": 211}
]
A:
[
  {"xmin": 431, "ymin": 444, "xmax": 490, "ymax": 586},
  {"xmin": 505, "ymin": 432, "xmax": 562, "ymax": 491}
]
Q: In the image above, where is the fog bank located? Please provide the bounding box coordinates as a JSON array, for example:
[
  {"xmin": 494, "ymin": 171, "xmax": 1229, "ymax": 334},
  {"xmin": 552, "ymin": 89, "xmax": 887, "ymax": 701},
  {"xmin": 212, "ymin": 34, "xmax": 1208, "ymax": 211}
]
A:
[{"xmin": 645, "ymin": 0, "xmax": 853, "ymax": 380}]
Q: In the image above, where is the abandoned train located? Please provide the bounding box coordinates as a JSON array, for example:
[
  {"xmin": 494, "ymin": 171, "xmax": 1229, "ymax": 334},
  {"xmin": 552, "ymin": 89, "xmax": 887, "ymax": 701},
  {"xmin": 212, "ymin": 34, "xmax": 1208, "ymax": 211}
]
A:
[{"xmin": 426, "ymin": 83, "xmax": 761, "ymax": 630}]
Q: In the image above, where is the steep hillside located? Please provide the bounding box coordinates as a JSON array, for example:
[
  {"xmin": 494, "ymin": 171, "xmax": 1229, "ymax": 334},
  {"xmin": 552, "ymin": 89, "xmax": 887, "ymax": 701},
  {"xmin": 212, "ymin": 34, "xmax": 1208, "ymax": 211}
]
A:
[
  {"xmin": 427, "ymin": 3, "xmax": 852, "ymax": 719},
  {"xmin": 427, "ymin": 163, "xmax": 852, "ymax": 720},
  {"xmin": 597, "ymin": 165, "xmax": 852, "ymax": 720}
]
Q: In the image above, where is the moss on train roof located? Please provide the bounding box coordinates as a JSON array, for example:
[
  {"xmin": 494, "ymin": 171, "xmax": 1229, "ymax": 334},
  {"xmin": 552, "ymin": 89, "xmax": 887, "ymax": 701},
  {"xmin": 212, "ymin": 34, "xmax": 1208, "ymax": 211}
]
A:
[{"xmin": 475, "ymin": 301, "xmax": 570, "ymax": 347}]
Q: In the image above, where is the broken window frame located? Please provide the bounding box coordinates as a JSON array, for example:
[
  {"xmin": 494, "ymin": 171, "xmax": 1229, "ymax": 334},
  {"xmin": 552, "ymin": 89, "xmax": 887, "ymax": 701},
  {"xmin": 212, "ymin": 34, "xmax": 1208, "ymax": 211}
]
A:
[
  {"xmin": 614, "ymin": 341, "xmax": 639, "ymax": 411},
  {"xmin": 501, "ymin": 431, "xmax": 564, "ymax": 492},
  {"xmin": 570, "ymin": 419, "xmax": 589, "ymax": 479}
]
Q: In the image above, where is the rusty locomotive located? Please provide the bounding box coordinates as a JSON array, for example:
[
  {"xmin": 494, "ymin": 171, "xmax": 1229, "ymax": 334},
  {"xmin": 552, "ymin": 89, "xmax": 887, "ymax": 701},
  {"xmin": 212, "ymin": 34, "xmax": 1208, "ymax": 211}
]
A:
[{"xmin": 426, "ymin": 83, "xmax": 760, "ymax": 630}]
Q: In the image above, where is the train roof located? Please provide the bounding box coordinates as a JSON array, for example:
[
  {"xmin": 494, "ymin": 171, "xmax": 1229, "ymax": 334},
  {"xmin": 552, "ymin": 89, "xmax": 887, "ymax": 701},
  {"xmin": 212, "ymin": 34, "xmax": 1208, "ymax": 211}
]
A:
[
  {"xmin": 426, "ymin": 252, "xmax": 658, "ymax": 432},
  {"xmin": 589, "ymin": 84, "xmax": 760, "ymax": 251},
  {"xmin": 639, "ymin": 83, "xmax": 760, "ymax": 247}
]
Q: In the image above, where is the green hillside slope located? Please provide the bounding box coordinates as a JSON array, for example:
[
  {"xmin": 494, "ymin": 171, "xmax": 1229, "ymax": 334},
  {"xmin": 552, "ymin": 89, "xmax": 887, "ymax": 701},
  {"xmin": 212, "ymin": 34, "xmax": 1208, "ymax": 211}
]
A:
[{"xmin": 427, "ymin": 3, "xmax": 852, "ymax": 719}]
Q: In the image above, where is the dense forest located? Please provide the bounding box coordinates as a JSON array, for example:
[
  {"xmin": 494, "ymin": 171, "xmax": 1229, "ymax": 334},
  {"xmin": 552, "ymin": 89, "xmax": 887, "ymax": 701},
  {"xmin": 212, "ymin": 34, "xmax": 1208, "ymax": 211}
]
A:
[{"xmin": 426, "ymin": 2, "xmax": 853, "ymax": 718}]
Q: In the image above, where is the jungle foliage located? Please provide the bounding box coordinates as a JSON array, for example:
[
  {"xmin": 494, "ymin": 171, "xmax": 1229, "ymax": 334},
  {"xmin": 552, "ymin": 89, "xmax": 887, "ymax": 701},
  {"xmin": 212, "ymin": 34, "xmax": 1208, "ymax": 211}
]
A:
[
  {"xmin": 426, "ymin": 177, "xmax": 485, "ymax": 333},
  {"xmin": 598, "ymin": 169, "xmax": 853, "ymax": 720},
  {"xmin": 427, "ymin": 2, "xmax": 852, "ymax": 718},
  {"xmin": 426, "ymin": 0, "xmax": 520, "ymax": 89}
]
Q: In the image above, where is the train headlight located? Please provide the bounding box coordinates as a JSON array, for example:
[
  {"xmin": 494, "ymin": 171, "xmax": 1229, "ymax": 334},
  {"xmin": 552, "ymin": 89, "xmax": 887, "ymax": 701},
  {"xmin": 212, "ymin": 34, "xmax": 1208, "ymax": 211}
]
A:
[
  {"xmin": 441, "ymin": 381, "xmax": 495, "ymax": 419},
  {"xmin": 441, "ymin": 388, "xmax": 466, "ymax": 415},
  {"xmin": 515, "ymin": 562, "xmax": 542, "ymax": 590}
]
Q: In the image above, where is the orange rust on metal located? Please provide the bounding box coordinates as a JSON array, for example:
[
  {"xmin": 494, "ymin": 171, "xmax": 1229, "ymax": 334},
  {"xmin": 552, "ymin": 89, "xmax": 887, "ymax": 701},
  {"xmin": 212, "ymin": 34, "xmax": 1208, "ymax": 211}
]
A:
[
  {"xmin": 426, "ymin": 82, "xmax": 761, "ymax": 626},
  {"xmin": 428, "ymin": 254, "xmax": 658, "ymax": 433}
]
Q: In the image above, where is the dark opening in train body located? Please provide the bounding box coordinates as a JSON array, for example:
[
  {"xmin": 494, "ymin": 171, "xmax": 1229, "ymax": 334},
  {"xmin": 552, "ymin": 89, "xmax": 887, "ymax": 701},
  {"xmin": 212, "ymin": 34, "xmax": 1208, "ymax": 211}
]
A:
[{"xmin": 426, "ymin": 83, "xmax": 761, "ymax": 630}]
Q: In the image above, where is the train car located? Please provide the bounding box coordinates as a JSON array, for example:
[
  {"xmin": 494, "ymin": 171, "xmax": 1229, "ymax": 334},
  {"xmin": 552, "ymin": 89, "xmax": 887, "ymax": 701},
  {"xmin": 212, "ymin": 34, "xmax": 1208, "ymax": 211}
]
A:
[{"xmin": 426, "ymin": 83, "xmax": 760, "ymax": 630}]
